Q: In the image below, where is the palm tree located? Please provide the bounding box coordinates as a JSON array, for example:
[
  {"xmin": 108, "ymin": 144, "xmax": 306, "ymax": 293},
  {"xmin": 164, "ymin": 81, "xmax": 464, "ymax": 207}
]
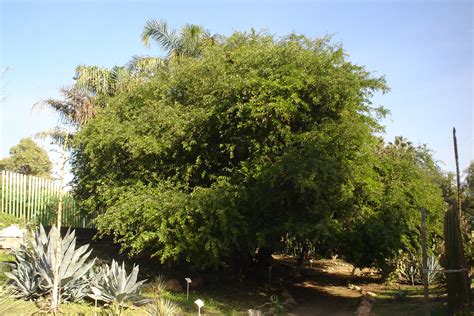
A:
[
  {"xmin": 38, "ymin": 87, "xmax": 96, "ymax": 127},
  {"xmin": 72, "ymin": 54, "xmax": 165, "ymax": 96},
  {"xmin": 39, "ymin": 20, "xmax": 211, "ymax": 134},
  {"xmin": 33, "ymin": 87, "xmax": 95, "ymax": 147},
  {"xmin": 389, "ymin": 136, "xmax": 413, "ymax": 152},
  {"xmin": 141, "ymin": 19, "xmax": 218, "ymax": 59}
]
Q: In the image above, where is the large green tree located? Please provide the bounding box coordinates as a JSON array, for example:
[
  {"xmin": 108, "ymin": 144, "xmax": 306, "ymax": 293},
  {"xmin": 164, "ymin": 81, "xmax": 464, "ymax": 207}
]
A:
[
  {"xmin": 70, "ymin": 27, "xmax": 446, "ymax": 276},
  {"xmin": 0, "ymin": 138, "xmax": 52, "ymax": 177},
  {"xmin": 73, "ymin": 30, "xmax": 389, "ymax": 268}
]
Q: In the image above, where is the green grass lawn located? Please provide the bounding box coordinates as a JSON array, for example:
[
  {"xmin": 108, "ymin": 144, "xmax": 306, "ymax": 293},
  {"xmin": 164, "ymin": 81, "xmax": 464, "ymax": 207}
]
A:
[{"xmin": 0, "ymin": 289, "xmax": 252, "ymax": 315}]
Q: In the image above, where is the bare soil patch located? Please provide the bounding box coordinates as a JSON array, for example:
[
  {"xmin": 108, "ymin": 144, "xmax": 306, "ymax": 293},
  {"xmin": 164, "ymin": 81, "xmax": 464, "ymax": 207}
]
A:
[{"xmin": 274, "ymin": 256, "xmax": 447, "ymax": 316}]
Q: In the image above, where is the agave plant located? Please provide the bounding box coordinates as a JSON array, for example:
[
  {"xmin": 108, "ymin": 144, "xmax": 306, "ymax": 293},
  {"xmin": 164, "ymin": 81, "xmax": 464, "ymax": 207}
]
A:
[
  {"xmin": 397, "ymin": 254, "xmax": 421, "ymax": 285},
  {"xmin": 4, "ymin": 251, "xmax": 39, "ymax": 299},
  {"xmin": 90, "ymin": 260, "xmax": 148, "ymax": 310},
  {"xmin": 426, "ymin": 255, "xmax": 442, "ymax": 285},
  {"xmin": 147, "ymin": 298, "xmax": 180, "ymax": 316},
  {"xmin": 6, "ymin": 225, "xmax": 95, "ymax": 302}
]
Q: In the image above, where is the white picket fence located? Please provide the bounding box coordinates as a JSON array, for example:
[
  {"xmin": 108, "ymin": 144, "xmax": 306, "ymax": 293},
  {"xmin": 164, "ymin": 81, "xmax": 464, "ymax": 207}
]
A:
[{"xmin": 0, "ymin": 170, "xmax": 92, "ymax": 228}]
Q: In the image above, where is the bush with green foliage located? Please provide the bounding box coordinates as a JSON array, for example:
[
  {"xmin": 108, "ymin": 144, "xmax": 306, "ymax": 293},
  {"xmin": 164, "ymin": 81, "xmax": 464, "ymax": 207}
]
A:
[
  {"xmin": 0, "ymin": 212, "xmax": 25, "ymax": 229},
  {"xmin": 341, "ymin": 142, "xmax": 445, "ymax": 278},
  {"xmin": 73, "ymin": 30, "xmax": 387, "ymax": 268},
  {"xmin": 71, "ymin": 27, "xmax": 445, "ymax": 276},
  {"xmin": 5, "ymin": 225, "xmax": 95, "ymax": 302}
]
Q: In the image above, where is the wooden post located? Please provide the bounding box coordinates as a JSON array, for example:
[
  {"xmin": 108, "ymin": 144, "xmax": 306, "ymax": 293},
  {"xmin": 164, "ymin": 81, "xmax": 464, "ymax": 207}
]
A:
[
  {"xmin": 421, "ymin": 208, "xmax": 430, "ymax": 316},
  {"xmin": 1, "ymin": 170, "xmax": 4, "ymax": 213},
  {"xmin": 51, "ymin": 132, "xmax": 69, "ymax": 314},
  {"xmin": 8, "ymin": 172, "xmax": 12, "ymax": 216}
]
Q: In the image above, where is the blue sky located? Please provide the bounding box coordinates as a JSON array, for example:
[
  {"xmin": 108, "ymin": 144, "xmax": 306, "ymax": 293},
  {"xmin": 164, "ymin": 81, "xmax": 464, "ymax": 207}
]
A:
[{"xmin": 0, "ymin": 0, "xmax": 472, "ymax": 175}]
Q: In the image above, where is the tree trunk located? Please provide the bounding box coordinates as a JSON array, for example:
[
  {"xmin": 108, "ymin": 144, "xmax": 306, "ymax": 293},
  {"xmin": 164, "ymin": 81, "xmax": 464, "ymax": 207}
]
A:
[
  {"xmin": 296, "ymin": 245, "xmax": 308, "ymax": 266},
  {"xmin": 51, "ymin": 134, "xmax": 68, "ymax": 314}
]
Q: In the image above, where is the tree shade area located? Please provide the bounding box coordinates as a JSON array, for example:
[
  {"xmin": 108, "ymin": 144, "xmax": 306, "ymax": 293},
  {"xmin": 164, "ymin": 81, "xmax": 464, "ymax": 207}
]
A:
[
  {"xmin": 69, "ymin": 29, "xmax": 450, "ymax": 278},
  {"xmin": 0, "ymin": 138, "xmax": 52, "ymax": 177}
]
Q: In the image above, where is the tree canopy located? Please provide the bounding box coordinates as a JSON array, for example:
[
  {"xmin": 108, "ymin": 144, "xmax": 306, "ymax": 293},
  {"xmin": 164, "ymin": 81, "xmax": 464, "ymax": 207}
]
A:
[
  {"xmin": 0, "ymin": 138, "xmax": 52, "ymax": 177},
  {"xmin": 69, "ymin": 28, "xmax": 446, "ymax": 276}
]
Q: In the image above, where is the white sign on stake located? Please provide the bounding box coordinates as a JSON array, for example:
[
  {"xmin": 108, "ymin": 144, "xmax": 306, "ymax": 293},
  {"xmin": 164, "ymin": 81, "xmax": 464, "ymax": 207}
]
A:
[
  {"xmin": 195, "ymin": 299, "xmax": 204, "ymax": 315},
  {"xmin": 185, "ymin": 278, "xmax": 192, "ymax": 300},
  {"xmin": 91, "ymin": 287, "xmax": 102, "ymax": 316}
]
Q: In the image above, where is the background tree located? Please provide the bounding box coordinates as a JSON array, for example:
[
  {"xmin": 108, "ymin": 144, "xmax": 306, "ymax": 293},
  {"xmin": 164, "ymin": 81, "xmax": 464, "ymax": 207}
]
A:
[
  {"xmin": 0, "ymin": 138, "xmax": 52, "ymax": 177},
  {"xmin": 342, "ymin": 140, "xmax": 445, "ymax": 278},
  {"xmin": 462, "ymin": 161, "xmax": 474, "ymax": 219},
  {"xmin": 388, "ymin": 135, "xmax": 413, "ymax": 152},
  {"xmin": 461, "ymin": 161, "xmax": 473, "ymax": 272}
]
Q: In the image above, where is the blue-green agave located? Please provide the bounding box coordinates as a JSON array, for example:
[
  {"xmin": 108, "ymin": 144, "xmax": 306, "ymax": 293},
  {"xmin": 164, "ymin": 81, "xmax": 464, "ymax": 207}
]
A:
[
  {"xmin": 6, "ymin": 225, "xmax": 95, "ymax": 301},
  {"xmin": 90, "ymin": 259, "xmax": 148, "ymax": 309}
]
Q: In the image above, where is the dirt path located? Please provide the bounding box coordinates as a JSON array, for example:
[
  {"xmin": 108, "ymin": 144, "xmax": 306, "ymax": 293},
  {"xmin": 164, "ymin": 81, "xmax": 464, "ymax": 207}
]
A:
[
  {"xmin": 288, "ymin": 287, "xmax": 358, "ymax": 315},
  {"xmin": 281, "ymin": 258, "xmax": 374, "ymax": 316}
]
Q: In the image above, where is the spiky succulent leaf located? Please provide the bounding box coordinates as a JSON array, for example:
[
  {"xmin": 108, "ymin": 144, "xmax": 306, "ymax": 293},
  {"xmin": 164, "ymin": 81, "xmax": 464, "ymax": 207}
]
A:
[
  {"xmin": 6, "ymin": 225, "xmax": 95, "ymax": 301},
  {"xmin": 91, "ymin": 259, "xmax": 148, "ymax": 308},
  {"xmin": 146, "ymin": 298, "xmax": 180, "ymax": 316}
]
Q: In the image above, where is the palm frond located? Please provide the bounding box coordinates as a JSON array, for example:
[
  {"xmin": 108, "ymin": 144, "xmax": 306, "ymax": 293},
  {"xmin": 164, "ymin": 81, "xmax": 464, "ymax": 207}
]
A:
[
  {"xmin": 141, "ymin": 20, "xmax": 180, "ymax": 57},
  {"xmin": 180, "ymin": 24, "xmax": 205, "ymax": 57},
  {"xmin": 74, "ymin": 65, "xmax": 113, "ymax": 96},
  {"xmin": 127, "ymin": 56, "xmax": 164, "ymax": 77},
  {"xmin": 36, "ymin": 128, "xmax": 73, "ymax": 148},
  {"xmin": 141, "ymin": 20, "xmax": 219, "ymax": 59},
  {"xmin": 34, "ymin": 87, "xmax": 96, "ymax": 126},
  {"xmin": 109, "ymin": 66, "xmax": 131, "ymax": 93},
  {"xmin": 181, "ymin": 24, "xmax": 205, "ymax": 39}
]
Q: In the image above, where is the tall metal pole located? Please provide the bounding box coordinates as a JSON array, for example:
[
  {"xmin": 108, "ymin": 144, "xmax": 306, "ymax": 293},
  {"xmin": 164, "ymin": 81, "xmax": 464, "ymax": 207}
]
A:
[{"xmin": 421, "ymin": 208, "xmax": 430, "ymax": 316}]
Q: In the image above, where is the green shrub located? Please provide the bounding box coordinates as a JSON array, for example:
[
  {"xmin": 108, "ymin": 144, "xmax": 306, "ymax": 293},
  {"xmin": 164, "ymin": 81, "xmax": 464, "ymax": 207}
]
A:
[{"xmin": 0, "ymin": 213, "xmax": 24, "ymax": 229}]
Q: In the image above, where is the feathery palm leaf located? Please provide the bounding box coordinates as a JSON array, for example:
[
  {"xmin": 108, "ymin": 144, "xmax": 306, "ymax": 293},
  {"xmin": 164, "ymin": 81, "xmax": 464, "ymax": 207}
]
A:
[
  {"xmin": 127, "ymin": 56, "xmax": 164, "ymax": 77},
  {"xmin": 389, "ymin": 136, "xmax": 413, "ymax": 151},
  {"xmin": 141, "ymin": 19, "xmax": 214, "ymax": 59},
  {"xmin": 141, "ymin": 20, "xmax": 181, "ymax": 57},
  {"xmin": 74, "ymin": 65, "xmax": 115, "ymax": 96},
  {"xmin": 36, "ymin": 87, "xmax": 96, "ymax": 127},
  {"xmin": 36, "ymin": 128, "xmax": 73, "ymax": 149}
]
